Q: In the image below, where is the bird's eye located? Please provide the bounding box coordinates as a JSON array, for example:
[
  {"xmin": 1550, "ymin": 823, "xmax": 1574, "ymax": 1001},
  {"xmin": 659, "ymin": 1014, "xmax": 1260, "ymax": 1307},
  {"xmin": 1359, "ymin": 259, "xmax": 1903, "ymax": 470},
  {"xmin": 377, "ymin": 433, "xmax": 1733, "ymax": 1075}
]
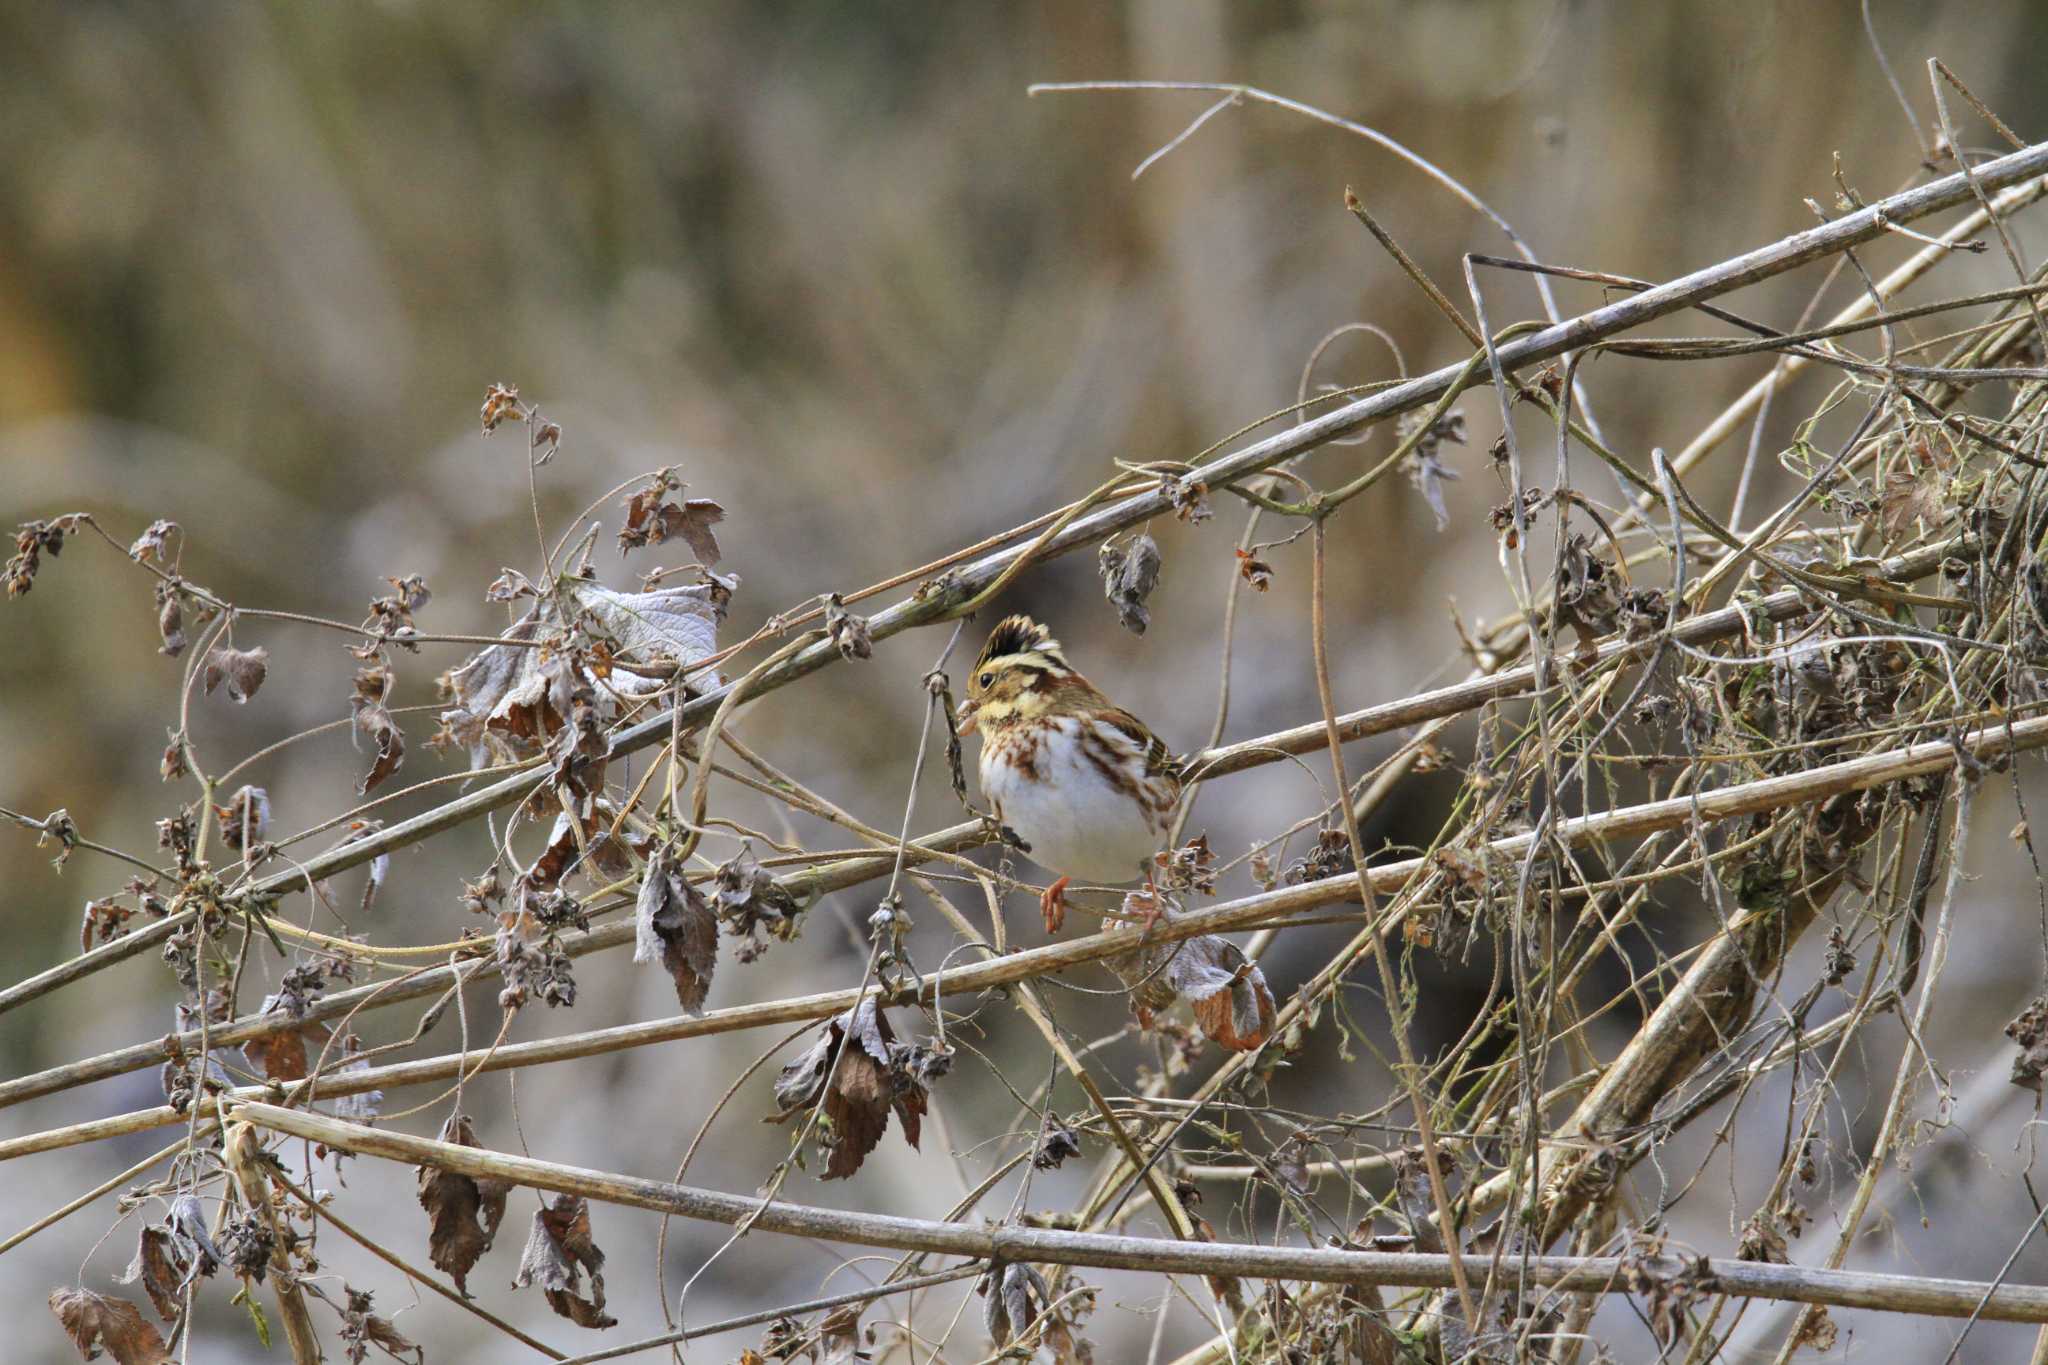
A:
[{"xmin": 978, "ymin": 671, "xmax": 994, "ymax": 687}]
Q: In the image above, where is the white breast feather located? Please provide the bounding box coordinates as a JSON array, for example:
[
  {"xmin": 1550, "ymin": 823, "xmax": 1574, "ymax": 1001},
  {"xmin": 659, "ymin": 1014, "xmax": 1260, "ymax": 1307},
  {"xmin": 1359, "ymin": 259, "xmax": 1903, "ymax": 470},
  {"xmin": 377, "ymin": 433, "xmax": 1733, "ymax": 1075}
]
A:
[{"xmin": 983, "ymin": 716, "xmax": 1162, "ymax": 884}]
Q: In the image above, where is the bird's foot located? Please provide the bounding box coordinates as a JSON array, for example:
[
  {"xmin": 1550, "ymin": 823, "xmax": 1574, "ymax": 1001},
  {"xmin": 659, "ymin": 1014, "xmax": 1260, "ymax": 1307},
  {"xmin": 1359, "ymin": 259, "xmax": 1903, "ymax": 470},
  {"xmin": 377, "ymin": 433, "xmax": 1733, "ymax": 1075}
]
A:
[
  {"xmin": 1130, "ymin": 880, "xmax": 1166, "ymax": 941},
  {"xmin": 1039, "ymin": 875, "xmax": 1072, "ymax": 935}
]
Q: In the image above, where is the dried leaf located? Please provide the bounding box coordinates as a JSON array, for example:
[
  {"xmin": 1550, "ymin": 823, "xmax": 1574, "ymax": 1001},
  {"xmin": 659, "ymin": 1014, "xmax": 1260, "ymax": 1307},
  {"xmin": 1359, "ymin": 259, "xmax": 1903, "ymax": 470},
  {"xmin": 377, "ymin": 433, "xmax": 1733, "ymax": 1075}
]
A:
[
  {"xmin": 154, "ymin": 581, "xmax": 186, "ymax": 657},
  {"xmin": 159, "ymin": 731, "xmax": 188, "ymax": 783},
  {"xmin": 1170, "ymin": 935, "xmax": 1276, "ymax": 1053},
  {"xmin": 47, "ymin": 1289, "xmax": 173, "ymax": 1365},
  {"xmin": 480, "ymin": 381, "xmax": 524, "ymax": 432},
  {"xmin": 1034, "ymin": 1124, "xmax": 1082, "ymax": 1171},
  {"xmin": 1233, "ymin": 548, "xmax": 1273, "ymax": 591},
  {"xmin": 634, "ymin": 850, "xmax": 718, "ymax": 1013},
  {"xmin": 117, "ymin": 1228, "xmax": 183, "ymax": 1322},
  {"xmin": 1099, "ymin": 533, "xmax": 1162, "ymax": 634},
  {"xmin": 618, "ymin": 471, "xmax": 725, "ymax": 565},
  {"xmin": 714, "ymin": 845, "xmax": 803, "ymax": 960},
  {"xmin": 513, "ymin": 1194, "xmax": 616, "ymax": 1329},
  {"xmin": 436, "ymin": 577, "xmax": 728, "ymax": 768},
  {"xmin": 9, "ymin": 515, "xmax": 82, "ymax": 597},
  {"xmin": 201, "ymin": 644, "xmax": 269, "ymax": 703},
  {"xmin": 824, "ymin": 592, "xmax": 873, "ymax": 659},
  {"xmin": 415, "ymin": 1112, "xmax": 511, "ymax": 1293},
  {"xmin": 340, "ymin": 1288, "xmax": 421, "ymax": 1364},
  {"xmin": 38, "ymin": 807, "xmax": 77, "ymax": 871},
  {"xmin": 214, "ymin": 784, "xmax": 271, "ymax": 854},
  {"xmin": 351, "ymin": 666, "xmax": 405, "ymax": 796},
  {"xmin": 981, "ymin": 1261, "xmax": 1058, "ymax": 1350},
  {"xmin": 767, "ymin": 1001, "xmax": 929, "ymax": 1180},
  {"xmin": 127, "ymin": 519, "xmax": 179, "ymax": 565},
  {"xmin": 2008, "ymin": 995, "xmax": 2048, "ymax": 1092}
]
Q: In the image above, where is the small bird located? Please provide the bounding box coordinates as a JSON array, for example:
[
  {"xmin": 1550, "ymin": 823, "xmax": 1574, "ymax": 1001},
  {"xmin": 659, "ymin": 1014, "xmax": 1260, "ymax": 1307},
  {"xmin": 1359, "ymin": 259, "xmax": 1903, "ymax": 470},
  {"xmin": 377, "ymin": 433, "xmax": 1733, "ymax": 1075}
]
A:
[{"xmin": 955, "ymin": 615, "xmax": 1181, "ymax": 934}]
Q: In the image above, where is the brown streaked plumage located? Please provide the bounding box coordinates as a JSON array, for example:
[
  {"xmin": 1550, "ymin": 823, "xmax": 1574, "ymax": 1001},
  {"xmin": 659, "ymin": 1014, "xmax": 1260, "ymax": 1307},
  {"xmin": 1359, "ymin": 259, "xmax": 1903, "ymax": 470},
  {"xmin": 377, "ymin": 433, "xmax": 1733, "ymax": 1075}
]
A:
[{"xmin": 956, "ymin": 615, "xmax": 1181, "ymax": 934}]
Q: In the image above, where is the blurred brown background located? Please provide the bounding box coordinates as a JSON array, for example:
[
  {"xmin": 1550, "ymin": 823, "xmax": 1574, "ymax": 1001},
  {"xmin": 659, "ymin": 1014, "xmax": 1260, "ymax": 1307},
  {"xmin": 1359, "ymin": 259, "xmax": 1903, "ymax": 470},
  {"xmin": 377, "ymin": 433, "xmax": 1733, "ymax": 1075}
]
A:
[{"xmin": 8, "ymin": 3, "xmax": 2048, "ymax": 1361}]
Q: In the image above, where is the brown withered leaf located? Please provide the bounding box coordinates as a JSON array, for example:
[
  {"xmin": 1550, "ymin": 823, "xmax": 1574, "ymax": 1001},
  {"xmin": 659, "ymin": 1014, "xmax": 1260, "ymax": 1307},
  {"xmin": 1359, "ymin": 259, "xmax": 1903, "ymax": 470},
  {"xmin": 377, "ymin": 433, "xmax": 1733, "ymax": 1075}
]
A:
[
  {"xmin": 340, "ymin": 1287, "xmax": 421, "ymax": 1364},
  {"xmin": 513, "ymin": 1194, "xmax": 616, "ymax": 1329},
  {"xmin": 618, "ymin": 471, "xmax": 724, "ymax": 565},
  {"xmin": 118, "ymin": 1229, "xmax": 182, "ymax": 1321},
  {"xmin": 199, "ymin": 642, "xmax": 268, "ymax": 703},
  {"xmin": 1233, "ymin": 548, "xmax": 1273, "ymax": 591},
  {"xmin": 159, "ymin": 731, "xmax": 187, "ymax": 783},
  {"xmin": 981, "ymin": 1261, "xmax": 1062, "ymax": 1351},
  {"xmin": 480, "ymin": 381, "xmax": 524, "ymax": 432},
  {"xmin": 713, "ymin": 844, "xmax": 803, "ymax": 960},
  {"xmin": 81, "ymin": 896, "xmax": 136, "ymax": 953},
  {"xmin": 38, "ymin": 807, "xmax": 78, "ymax": 871},
  {"xmin": 1109, "ymin": 907, "xmax": 1274, "ymax": 1052},
  {"xmin": 1099, "ymin": 533, "xmax": 1162, "ymax": 634},
  {"xmin": 2007, "ymin": 995, "xmax": 2048, "ymax": 1092},
  {"xmin": 214, "ymin": 784, "xmax": 271, "ymax": 854},
  {"xmin": 767, "ymin": 1001, "xmax": 928, "ymax": 1180},
  {"xmin": 1171, "ymin": 935, "xmax": 1276, "ymax": 1052},
  {"xmin": 351, "ymin": 666, "xmax": 405, "ymax": 796},
  {"xmin": 823, "ymin": 592, "xmax": 873, "ymax": 659},
  {"xmin": 127, "ymin": 519, "xmax": 178, "ymax": 565},
  {"xmin": 634, "ymin": 850, "xmax": 717, "ymax": 1013},
  {"xmin": 47, "ymin": 1289, "xmax": 173, "ymax": 1365},
  {"xmin": 241, "ymin": 1004, "xmax": 333, "ymax": 1083},
  {"xmin": 484, "ymin": 567, "xmax": 538, "ymax": 603},
  {"xmin": 436, "ymin": 577, "xmax": 727, "ymax": 769},
  {"xmin": 154, "ymin": 581, "xmax": 185, "ymax": 656},
  {"xmin": 9, "ymin": 514, "xmax": 83, "ymax": 597},
  {"xmin": 415, "ymin": 1112, "xmax": 511, "ymax": 1293}
]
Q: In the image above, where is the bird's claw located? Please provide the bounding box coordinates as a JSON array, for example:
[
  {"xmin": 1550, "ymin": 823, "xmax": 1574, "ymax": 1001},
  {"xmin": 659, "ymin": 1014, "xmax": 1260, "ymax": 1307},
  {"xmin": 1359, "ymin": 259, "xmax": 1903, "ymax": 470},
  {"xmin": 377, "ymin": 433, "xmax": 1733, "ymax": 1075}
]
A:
[{"xmin": 1038, "ymin": 875, "xmax": 1071, "ymax": 935}]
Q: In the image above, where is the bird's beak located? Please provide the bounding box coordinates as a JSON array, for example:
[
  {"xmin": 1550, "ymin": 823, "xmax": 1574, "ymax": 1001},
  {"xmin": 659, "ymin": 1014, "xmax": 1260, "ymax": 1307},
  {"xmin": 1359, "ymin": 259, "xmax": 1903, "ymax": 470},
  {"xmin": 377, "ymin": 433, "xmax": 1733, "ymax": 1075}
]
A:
[{"xmin": 954, "ymin": 698, "xmax": 980, "ymax": 737}]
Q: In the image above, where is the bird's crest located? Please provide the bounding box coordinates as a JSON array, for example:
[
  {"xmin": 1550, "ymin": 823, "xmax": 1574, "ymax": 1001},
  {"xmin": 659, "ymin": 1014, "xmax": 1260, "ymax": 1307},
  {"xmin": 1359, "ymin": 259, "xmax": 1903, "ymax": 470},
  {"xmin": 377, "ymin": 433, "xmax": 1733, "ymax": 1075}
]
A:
[{"xmin": 975, "ymin": 614, "xmax": 1067, "ymax": 676}]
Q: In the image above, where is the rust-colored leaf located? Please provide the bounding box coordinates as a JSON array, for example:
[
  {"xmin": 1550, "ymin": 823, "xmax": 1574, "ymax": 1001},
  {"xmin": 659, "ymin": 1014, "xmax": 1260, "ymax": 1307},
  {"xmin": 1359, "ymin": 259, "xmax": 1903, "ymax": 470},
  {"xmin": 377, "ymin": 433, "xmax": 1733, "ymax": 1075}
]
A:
[
  {"xmin": 47, "ymin": 1289, "xmax": 173, "ymax": 1364},
  {"xmin": 414, "ymin": 1112, "xmax": 511, "ymax": 1293},
  {"xmin": 202, "ymin": 645, "xmax": 269, "ymax": 703},
  {"xmin": 513, "ymin": 1193, "xmax": 616, "ymax": 1329},
  {"xmin": 767, "ymin": 1002, "xmax": 932, "ymax": 1180},
  {"xmin": 634, "ymin": 850, "xmax": 717, "ymax": 1013},
  {"xmin": 351, "ymin": 666, "xmax": 405, "ymax": 796},
  {"xmin": 617, "ymin": 471, "xmax": 724, "ymax": 565}
]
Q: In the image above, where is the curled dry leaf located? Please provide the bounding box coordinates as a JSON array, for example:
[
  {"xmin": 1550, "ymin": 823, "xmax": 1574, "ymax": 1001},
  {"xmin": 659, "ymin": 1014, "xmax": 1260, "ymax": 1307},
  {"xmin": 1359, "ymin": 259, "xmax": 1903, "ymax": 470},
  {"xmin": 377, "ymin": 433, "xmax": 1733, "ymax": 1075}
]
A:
[
  {"xmin": 512, "ymin": 1194, "xmax": 616, "ymax": 1330},
  {"xmin": 1033, "ymin": 1123, "xmax": 1082, "ymax": 1171},
  {"xmin": 1110, "ymin": 904, "xmax": 1276, "ymax": 1053},
  {"xmin": 351, "ymin": 666, "xmax": 405, "ymax": 796},
  {"xmin": 81, "ymin": 896, "xmax": 136, "ymax": 952},
  {"xmin": 47, "ymin": 1289, "xmax": 173, "ymax": 1365},
  {"xmin": 202, "ymin": 644, "xmax": 269, "ymax": 703},
  {"xmin": 8, "ymin": 514, "xmax": 83, "ymax": 597},
  {"xmin": 214, "ymin": 784, "xmax": 271, "ymax": 854},
  {"xmin": 1099, "ymin": 532, "xmax": 1162, "ymax": 634},
  {"xmin": 340, "ymin": 1287, "xmax": 421, "ymax": 1364},
  {"xmin": 1164, "ymin": 472, "xmax": 1214, "ymax": 524},
  {"xmin": 480, "ymin": 381, "xmax": 524, "ymax": 433},
  {"xmin": 415, "ymin": 1112, "xmax": 512, "ymax": 1294},
  {"xmin": 2007, "ymin": 995, "xmax": 2048, "ymax": 1092},
  {"xmin": 634, "ymin": 849, "xmax": 717, "ymax": 1013},
  {"xmin": 159, "ymin": 730, "xmax": 187, "ymax": 783},
  {"xmin": 435, "ymin": 576, "xmax": 728, "ymax": 770},
  {"xmin": 127, "ymin": 519, "xmax": 179, "ymax": 565},
  {"xmin": 767, "ymin": 1000, "xmax": 930, "ymax": 1180},
  {"xmin": 119, "ymin": 1196, "xmax": 219, "ymax": 1322},
  {"xmin": 240, "ymin": 964, "xmax": 333, "ymax": 1083},
  {"xmin": 824, "ymin": 592, "xmax": 873, "ymax": 659},
  {"xmin": 38, "ymin": 807, "xmax": 77, "ymax": 871},
  {"xmin": 154, "ymin": 581, "xmax": 185, "ymax": 656},
  {"xmin": 713, "ymin": 844, "xmax": 803, "ymax": 961},
  {"xmin": 981, "ymin": 1260, "xmax": 1050, "ymax": 1349},
  {"xmin": 618, "ymin": 470, "xmax": 724, "ymax": 565},
  {"xmin": 1234, "ymin": 548, "xmax": 1273, "ymax": 591}
]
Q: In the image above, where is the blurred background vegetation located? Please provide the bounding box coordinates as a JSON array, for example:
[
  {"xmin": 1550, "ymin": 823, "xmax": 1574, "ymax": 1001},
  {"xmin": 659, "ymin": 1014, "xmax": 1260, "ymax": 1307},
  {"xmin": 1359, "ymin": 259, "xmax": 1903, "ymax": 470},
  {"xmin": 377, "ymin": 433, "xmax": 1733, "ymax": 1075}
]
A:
[{"xmin": 9, "ymin": 3, "xmax": 2048, "ymax": 1361}]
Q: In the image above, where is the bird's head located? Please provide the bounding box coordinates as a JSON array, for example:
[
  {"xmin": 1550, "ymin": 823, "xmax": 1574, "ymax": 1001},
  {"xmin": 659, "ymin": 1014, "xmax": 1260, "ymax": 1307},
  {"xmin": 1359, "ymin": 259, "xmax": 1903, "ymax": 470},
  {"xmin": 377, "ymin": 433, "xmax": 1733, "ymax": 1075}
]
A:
[{"xmin": 955, "ymin": 615, "xmax": 1072, "ymax": 736}]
